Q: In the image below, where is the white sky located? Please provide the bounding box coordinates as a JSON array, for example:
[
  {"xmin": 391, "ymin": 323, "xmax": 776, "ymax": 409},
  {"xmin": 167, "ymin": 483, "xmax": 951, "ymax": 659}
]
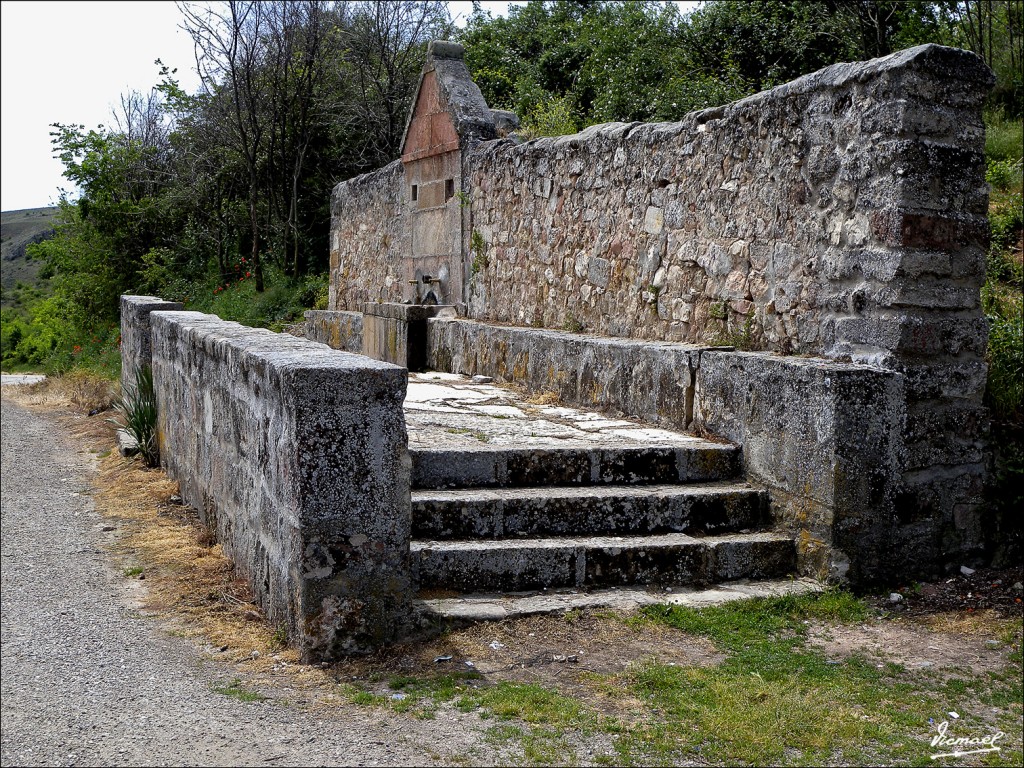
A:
[{"xmin": 1, "ymin": 1, "xmax": 699, "ymax": 212}]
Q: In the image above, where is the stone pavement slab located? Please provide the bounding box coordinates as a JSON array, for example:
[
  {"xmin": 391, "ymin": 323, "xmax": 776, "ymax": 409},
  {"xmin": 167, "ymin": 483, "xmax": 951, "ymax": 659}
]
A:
[{"xmin": 405, "ymin": 371, "xmax": 713, "ymax": 449}]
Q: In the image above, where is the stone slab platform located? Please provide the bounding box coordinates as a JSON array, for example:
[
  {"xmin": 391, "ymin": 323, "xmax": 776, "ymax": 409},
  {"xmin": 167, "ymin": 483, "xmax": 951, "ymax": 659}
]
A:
[{"xmin": 405, "ymin": 371, "xmax": 730, "ymax": 451}]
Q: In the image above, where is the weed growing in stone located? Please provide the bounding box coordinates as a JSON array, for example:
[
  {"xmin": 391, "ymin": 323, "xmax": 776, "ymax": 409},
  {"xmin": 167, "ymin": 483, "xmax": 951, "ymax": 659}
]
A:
[
  {"xmin": 269, "ymin": 624, "xmax": 289, "ymax": 651},
  {"xmin": 562, "ymin": 313, "xmax": 584, "ymax": 334},
  {"xmin": 445, "ymin": 427, "xmax": 491, "ymax": 442},
  {"xmin": 470, "ymin": 230, "xmax": 488, "ymax": 275}
]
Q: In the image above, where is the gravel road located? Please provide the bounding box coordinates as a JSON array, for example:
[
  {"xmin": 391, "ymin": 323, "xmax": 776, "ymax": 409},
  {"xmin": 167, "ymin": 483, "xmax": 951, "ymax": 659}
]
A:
[{"xmin": 0, "ymin": 396, "xmax": 489, "ymax": 767}]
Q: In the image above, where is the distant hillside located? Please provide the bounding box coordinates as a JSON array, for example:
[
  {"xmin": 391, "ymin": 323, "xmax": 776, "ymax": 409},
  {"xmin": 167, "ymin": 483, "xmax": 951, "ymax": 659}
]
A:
[{"xmin": 1, "ymin": 207, "xmax": 58, "ymax": 302}]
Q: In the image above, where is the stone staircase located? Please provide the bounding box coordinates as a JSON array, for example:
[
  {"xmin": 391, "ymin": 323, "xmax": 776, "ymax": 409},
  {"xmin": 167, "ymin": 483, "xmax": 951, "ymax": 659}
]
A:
[{"xmin": 408, "ymin": 441, "xmax": 796, "ymax": 598}]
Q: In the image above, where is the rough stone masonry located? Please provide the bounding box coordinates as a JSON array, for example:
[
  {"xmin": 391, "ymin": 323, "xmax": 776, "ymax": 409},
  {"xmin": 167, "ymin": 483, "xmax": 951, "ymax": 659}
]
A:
[
  {"xmin": 322, "ymin": 42, "xmax": 996, "ymax": 583},
  {"xmin": 126, "ymin": 302, "xmax": 412, "ymax": 661}
]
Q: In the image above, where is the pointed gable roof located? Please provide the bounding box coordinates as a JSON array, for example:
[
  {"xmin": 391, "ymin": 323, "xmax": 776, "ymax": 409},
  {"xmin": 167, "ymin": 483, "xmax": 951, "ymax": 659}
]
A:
[{"xmin": 399, "ymin": 40, "xmax": 496, "ymax": 163}]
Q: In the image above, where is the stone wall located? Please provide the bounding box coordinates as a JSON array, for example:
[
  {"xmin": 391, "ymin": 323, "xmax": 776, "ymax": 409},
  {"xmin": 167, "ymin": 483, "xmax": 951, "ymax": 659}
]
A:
[
  {"xmin": 146, "ymin": 309, "xmax": 411, "ymax": 661},
  {"xmin": 463, "ymin": 45, "xmax": 991, "ymax": 361},
  {"xmin": 304, "ymin": 309, "xmax": 363, "ymax": 353},
  {"xmin": 328, "ymin": 160, "xmax": 409, "ymax": 310},
  {"xmin": 428, "ymin": 317, "xmax": 703, "ymax": 429},
  {"xmin": 326, "ymin": 44, "xmax": 995, "ymax": 580},
  {"xmin": 693, "ymin": 352, "xmax": 905, "ymax": 584}
]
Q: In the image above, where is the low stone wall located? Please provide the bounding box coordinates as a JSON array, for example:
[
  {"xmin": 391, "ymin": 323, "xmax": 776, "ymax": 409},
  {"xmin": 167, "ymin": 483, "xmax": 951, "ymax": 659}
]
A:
[
  {"xmin": 146, "ymin": 309, "xmax": 411, "ymax": 660},
  {"xmin": 694, "ymin": 352, "xmax": 905, "ymax": 584},
  {"xmin": 428, "ymin": 317, "xmax": 704, "ymax": 429},
  {"xmin": 304, "ymin": 309, "xmax": 363, "ymax": 353},
  {"xmin": 426, "ymin": 317, "xmax": 907, "ymax": 582},
  {"xmin": 119, "ymin": 295, "xmax": 183, "ymax": 391}
]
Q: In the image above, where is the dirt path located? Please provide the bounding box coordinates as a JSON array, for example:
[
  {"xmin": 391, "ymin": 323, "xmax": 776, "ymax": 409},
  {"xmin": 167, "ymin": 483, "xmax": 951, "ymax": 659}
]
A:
[{"xmin": 0, "ymin": 396, "xmax": 491, "ymax": 767}]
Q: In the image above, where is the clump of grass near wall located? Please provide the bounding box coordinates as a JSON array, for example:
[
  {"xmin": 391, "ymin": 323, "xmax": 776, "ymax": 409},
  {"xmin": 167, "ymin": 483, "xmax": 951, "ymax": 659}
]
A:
[
  {"xmin": 982, "ymin": 112, "xmax": 1023, "ymax": 566},
  {"xmin": 110, "ymin": 364, "xmax": 159, "ymax": 468},
  {"xmin": 985, "ymin": 110, "xmax": 1024, "ymax": 162}
]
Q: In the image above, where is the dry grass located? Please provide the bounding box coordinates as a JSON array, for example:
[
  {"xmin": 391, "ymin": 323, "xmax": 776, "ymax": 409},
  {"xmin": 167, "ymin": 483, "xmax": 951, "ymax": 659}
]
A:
[
  {"xmin": 521, "ymin": 390, "xmax": 561, "ymax": 406},
  {"xmin": 921, "ymin": 609, "xmax": 1023, "ymax": 640},
  {"xmin": 93, "ymin": 451, "xmax": 298, "ymax": 667},
  {"xmin": 4, "ymin": 370, "xmax": 118, "ymax": 414}
]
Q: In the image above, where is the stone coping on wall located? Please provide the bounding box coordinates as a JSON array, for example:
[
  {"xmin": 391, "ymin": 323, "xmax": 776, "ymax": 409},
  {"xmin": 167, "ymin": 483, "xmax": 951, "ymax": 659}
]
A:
[{"xmin": 119, "ymin": 295, "xmax": 183, "ymax": 392}]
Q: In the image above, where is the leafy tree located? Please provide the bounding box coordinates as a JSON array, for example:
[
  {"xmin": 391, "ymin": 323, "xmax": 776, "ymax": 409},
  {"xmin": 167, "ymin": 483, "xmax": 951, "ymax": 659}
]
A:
[
  {"xmin": 936, "ymin": 0, "xmax": 1023, "ymax": 115},
  {"xmin": 460, "ymin": 0, "xmax": 747, "ymax": 132}
]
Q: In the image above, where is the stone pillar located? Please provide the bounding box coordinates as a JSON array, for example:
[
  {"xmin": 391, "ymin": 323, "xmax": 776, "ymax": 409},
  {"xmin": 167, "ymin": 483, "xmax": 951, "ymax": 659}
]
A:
[
  {"xmin": 817, "ymin": 45, "xmax": 995, "ymax": 572},
  {"xmin": 119, "ymin": 295, "xmax": 183, "ymax": 392}
]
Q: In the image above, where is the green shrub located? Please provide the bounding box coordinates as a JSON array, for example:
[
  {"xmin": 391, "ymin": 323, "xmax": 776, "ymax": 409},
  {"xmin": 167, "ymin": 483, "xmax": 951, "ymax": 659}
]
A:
[
  {"xmin": 518, "ymin": 94, "xmax": 579, "ymax": 139},
  {"xmin": 983, "ymin": 281, "xmax": 1024, "ymax": 422},
  {"xmin": 987, "ymin": 192, "xmax": 1019, "ymax": 282},
  {"xmin": 987, "ymin": 158, "xmax": 1024, "ymax": 192},
  {"xmin": 183, "ymin": 267, "xmax": 328, "ymax": 331}
]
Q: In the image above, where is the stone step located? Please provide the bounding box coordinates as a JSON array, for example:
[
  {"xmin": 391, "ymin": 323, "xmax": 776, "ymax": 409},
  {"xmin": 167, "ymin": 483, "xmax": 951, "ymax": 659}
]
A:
[
  {"xmin": 412, "ymin": 531, "xmax": 795, "ymax": 593},
  {"xmin": 412, "ymin": 482, "xmax": 767, "ymax": 540},
  {"xmin": 409, "ymin": 443, "xmax": 740, "ymax": 490},
  {"xmin": 416, "ymin": 577, "xmax": 824, "ymax": 623}
]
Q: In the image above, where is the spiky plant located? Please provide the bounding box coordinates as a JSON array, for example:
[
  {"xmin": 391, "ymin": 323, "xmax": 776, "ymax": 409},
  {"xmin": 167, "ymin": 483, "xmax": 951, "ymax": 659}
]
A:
[{"xmin": 110, "ymin": 365, "xmax": 159, "ymax": 467}]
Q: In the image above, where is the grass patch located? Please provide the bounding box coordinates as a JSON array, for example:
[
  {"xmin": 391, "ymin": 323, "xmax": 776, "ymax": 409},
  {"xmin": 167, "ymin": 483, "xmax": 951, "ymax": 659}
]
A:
[
  {"xmin": 460, "ymin": 682, "xmax": 590, "ymax": 726},
  {"xmin": 631, "ymin": 588, "xmax": 869, "ymax": 652},
  {"xmin": 985, "ymin": 113, "xmax": 1024, "ymax": 163},
  {"xmin": 211, "ymin": 678, "xmax": 264, "ymax": 703},
  {"xmin": 123, "ymin": 565, "xmax": 144, "ymax": 578},
  {"xmin": 348, "ymin": 670, "xmax": 485, "ymax": 718},
  {"xmin": 603, "ymin": 592, "xmax": 1021, "ymax": 766},
  {"xmin": 485, "ymin": 724, "xmax": 579, "ymax": 766},
  {"xmin": 444, "ymin": 426, "xmax": 491, "ymax": 442}
]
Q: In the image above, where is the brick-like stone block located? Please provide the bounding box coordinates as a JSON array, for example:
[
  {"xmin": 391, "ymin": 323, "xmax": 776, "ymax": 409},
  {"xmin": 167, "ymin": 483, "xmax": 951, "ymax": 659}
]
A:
[
  {"xmin": 304, "ymin": 310, "xmax": 363, "ymax": 353},
  {"xmin": 146, "ymin": 308, "xmax": 410, "ymax": 661}
]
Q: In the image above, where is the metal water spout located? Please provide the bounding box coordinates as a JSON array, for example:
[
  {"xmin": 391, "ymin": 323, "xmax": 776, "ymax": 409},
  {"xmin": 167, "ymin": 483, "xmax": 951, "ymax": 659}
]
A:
[{"xmin": 408, "ymin": 274, "xmax": 443, "ymax": 305}]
